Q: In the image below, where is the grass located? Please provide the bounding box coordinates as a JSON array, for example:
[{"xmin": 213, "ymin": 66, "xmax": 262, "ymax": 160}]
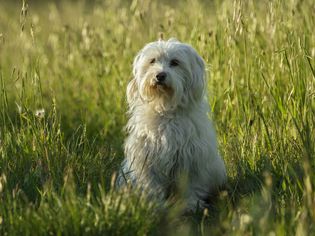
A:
[{"xmin": 0, "ymin": 0, "xmax": 314, "ymax": 235}]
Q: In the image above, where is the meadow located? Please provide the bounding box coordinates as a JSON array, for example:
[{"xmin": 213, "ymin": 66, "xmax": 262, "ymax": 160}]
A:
[{"xmin": 0, "ymin": 0, "xmax": 314, "ymax": 235}]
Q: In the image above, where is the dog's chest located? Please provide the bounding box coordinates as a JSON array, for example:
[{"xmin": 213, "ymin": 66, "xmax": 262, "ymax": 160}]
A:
[
  {"xmin": 129, "ymin": 115, "xmax": 200, "ymax": 165},
  {"xmin": 145, "ymin": 117, "xmax": 188, "ymax": 148}
]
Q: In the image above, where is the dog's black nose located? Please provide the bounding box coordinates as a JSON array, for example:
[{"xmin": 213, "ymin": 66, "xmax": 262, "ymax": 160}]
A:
[{"xmin": 156, "ymin": 72, "xmax": 166, "ymax": 82}]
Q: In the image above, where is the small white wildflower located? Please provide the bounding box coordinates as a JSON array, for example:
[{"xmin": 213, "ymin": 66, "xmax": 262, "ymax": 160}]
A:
[{"xmin": 35, "ymin": 108, "xmax": 45, "ymax": 118}]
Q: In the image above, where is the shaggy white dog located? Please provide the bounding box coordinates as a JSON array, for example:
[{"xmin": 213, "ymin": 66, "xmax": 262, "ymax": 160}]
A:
[{"xmin": 117, "ymin": 38, "xmax": 227, "ymax": 211}]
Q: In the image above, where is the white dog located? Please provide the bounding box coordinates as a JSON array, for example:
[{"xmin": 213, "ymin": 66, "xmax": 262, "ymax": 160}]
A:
[{"xmin": 117, "ymin": 39, "xmax": 227, "ymax": 211}]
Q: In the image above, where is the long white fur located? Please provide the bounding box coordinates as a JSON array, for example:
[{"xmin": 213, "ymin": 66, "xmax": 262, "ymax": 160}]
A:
[{"xmin": 117, "ymin": 39, "xmax": 227, "ymax": 211}]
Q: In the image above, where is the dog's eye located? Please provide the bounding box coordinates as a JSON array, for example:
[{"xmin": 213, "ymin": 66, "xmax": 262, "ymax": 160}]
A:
[
  {"xmin": 170, "ymin": 59, "xmax": 180, "ymax": 67},
  {"xmin": 150, "ymin": 58, "xmax": 156, "ymax": 64}
]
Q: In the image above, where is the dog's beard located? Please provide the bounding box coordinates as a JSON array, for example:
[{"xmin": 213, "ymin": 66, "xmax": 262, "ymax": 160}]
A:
[{"xmin": 138, "ymin": 73, "xmax": 184, "ymax": 113}]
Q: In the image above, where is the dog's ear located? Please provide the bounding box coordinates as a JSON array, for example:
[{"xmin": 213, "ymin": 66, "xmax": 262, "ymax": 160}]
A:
[
  {"xmin": 190, "ymin": 48, "xmax": 206, "ymax": 102},
  {"xmin": 126, "ymin": 78, "xmax": 138, "ymax": 106},
  {"xmin": 132, "ymin": 52, "xmax": 142, "ymax": 77},
  {"xmin": 127, "ymin": 52, "xmax": 142, "ymax": 106}
]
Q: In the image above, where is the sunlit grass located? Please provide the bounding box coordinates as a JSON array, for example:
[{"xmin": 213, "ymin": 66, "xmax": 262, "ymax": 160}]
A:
[{"xmin": 0, "ymin": 0, "xmax": 314, "ymax": 235}]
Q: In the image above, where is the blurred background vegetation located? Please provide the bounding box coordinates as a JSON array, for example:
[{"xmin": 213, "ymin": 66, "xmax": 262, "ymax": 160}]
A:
[{"xmin": 0, "ymin": 0, "xmax": 314, "ymax": 235}]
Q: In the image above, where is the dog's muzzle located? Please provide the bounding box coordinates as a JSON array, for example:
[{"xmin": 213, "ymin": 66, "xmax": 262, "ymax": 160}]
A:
[{"xmin": 155, "ymin": 72, "xmax": 167, "ymax": 85}]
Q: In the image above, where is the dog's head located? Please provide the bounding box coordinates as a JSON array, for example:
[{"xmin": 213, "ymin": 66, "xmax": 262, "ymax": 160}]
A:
[{"xmin": 128, "ymin": 39, "xmax": 206, "ymax": 113}]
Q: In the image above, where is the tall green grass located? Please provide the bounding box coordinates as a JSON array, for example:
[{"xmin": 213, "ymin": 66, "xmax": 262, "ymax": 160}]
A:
[{"xmin": 0, "ymin": 0, "xmax": 314, "ymax": 235}]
